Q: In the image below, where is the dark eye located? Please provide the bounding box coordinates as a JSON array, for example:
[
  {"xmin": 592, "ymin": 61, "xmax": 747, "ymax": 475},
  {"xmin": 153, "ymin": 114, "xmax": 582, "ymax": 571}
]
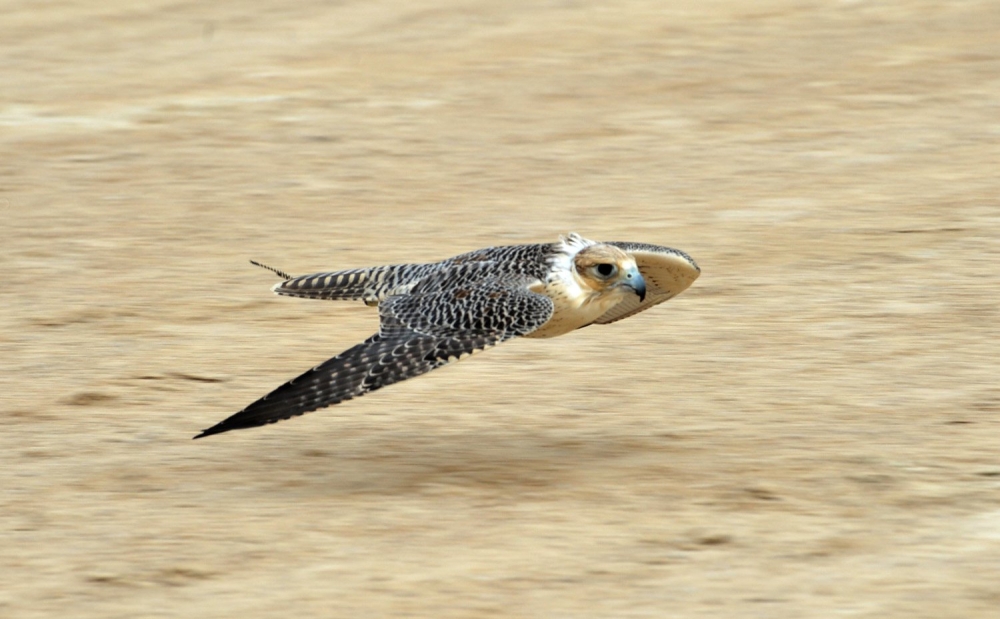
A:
[{"xmin": 595, "ymin": 263, "xmax": 617, "ymax": 277}]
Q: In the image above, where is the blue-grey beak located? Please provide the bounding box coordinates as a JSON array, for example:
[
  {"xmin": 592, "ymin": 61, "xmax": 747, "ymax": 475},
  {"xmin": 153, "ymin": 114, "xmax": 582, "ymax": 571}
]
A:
[{"xmin": 624, "ymin": 266, "xmax": 646, "ymax": 302}]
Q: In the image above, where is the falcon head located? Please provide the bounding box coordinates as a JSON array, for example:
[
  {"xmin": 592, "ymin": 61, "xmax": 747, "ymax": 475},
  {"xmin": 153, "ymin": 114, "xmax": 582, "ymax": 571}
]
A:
[{"xmin": 573, "ymin": 244, "xmax": 646, "ymax": 302}]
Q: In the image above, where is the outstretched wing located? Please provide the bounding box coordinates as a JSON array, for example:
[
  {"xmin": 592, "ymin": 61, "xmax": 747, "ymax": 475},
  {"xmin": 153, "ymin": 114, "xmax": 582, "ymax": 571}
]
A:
[
  {"xmin": 195, "ymin": 266, "xmax": 553, "ymax": 438},
  {"xmin": 261, "ymin": 241, "xmax": 555, "ymax": 306},
  {"xmin": 592, "ymin": 242, "xmax": 700, "ymax": 324},
  {"xmin": 268, "ymin": 263, "xmax": 443, "ymax": 305}
]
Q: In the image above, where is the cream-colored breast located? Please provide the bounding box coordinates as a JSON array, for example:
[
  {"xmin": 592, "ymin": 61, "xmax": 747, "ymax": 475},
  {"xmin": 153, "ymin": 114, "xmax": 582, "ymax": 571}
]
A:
[{"xmin": 525, "ymin": 274, "xmax": 628, "ymax": 339}]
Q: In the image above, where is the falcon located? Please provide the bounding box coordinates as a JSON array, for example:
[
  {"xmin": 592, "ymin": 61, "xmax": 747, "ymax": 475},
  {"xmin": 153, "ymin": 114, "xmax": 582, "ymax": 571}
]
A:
[{"xmin": 195, "ymin": 233, "xmax": 699, "ymax": 438}]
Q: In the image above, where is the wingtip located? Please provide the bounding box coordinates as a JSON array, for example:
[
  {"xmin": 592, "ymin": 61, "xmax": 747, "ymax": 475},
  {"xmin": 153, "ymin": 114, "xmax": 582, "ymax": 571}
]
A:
[
  {"xmin": 250, "ymin": 260, "xmax": 293, "ymax": 280},
  {"xmin": 192, "ymin": 424, "xmax": 227, "ymax": 440}
]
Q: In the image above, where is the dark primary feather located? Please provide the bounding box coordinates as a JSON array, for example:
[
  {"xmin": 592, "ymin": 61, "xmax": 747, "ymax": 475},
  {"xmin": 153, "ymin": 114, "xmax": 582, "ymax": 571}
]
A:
[
  {"xmin": 194, "ymin": 266, "xmax": 553, "ymax": 438},
  {"xmin": 194, "ymin": 331, "xmax": 465, "ymax": 438}
]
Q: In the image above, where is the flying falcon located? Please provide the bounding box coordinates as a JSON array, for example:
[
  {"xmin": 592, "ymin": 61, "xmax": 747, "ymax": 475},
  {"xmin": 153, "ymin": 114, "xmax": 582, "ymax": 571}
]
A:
[{"xmin": 195, "ymin": 233, "xmax": 699, "ymax": 438}]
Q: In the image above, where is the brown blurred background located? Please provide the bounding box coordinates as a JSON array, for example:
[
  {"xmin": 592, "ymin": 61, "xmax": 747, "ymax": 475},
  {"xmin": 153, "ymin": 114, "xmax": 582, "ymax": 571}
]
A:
[{"xmin": 2, "ymin": 1, "xmax": 999, "ymax": 617}]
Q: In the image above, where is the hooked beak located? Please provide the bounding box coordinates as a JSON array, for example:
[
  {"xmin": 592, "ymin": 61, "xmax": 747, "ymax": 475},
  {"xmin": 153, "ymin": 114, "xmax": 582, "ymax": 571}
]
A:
[{"xmin": 623, "ymin": 266, "xmax": 646, "ymax": 302}]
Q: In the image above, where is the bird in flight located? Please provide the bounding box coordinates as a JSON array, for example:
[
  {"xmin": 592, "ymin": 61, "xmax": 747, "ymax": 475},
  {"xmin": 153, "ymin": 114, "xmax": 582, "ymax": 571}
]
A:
[{"xmin": 195, "ymin": 233, "xmax": 699, "ymax": 438}]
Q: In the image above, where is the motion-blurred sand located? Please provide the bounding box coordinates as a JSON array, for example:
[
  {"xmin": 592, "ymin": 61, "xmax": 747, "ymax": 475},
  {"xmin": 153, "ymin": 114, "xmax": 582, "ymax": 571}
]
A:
[{"xmin": 3, "ymin": 1, "xmax": 999, "ymax": 617}]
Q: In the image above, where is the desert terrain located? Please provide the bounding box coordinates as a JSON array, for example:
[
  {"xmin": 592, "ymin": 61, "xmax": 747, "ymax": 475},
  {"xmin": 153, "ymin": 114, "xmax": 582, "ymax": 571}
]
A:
[{"xmin": 2, "ymin": 0, "xmax": 999, "ymax": 617}]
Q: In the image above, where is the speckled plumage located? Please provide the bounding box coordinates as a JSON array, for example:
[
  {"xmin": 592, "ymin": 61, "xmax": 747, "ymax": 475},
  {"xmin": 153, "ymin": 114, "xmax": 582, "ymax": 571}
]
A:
[{"xmin": 194, "ymin": 233, "xmax": 699, "ymax": 438}]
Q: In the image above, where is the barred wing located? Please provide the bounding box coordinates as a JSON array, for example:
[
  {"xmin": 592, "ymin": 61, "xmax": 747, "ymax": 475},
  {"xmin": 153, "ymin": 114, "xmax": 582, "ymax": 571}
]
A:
[
  {"xmin": 195, "ymin": 269, "xmax": 552, "ymax": 438},
  {"xmin": 269, "ymin": 263, "xmax": 441, "ymax": 305}
]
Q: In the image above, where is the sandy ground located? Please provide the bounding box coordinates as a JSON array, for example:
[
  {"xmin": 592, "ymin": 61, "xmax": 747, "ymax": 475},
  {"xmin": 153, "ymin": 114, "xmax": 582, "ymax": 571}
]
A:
[{"xmin": 3, "ymin": 0, "xmax": 1000, "ymax": 617}]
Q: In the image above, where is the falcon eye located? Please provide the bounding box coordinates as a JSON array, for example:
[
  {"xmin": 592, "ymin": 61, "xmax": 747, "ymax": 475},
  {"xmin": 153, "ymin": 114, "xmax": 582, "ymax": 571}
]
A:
[{"xmin": 594, "ymin": 263, "xmax": 617, "ymax": 278}]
